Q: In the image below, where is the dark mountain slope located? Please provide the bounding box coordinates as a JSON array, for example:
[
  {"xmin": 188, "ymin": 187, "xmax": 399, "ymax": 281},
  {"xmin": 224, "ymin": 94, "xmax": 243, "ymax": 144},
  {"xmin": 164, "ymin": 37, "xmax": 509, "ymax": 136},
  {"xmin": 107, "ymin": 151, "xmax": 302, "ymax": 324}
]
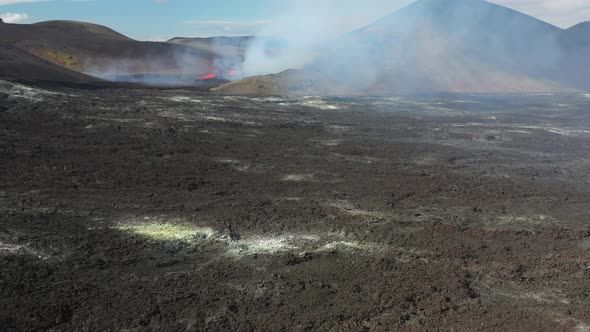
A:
[
  {"xmin": 0, "ymin": 20, "xmax": 212, "ymax": 78},
  {"xmin": 557, "ymin": 21, "xmax": 590, "ymax": 88},
  {"xmin": 314, "ymin": 0, "xmax": 569, "ymax": 93},
  {"xmin": 0, "ymin": 41, "xmax": 99, "ymax": 83}
]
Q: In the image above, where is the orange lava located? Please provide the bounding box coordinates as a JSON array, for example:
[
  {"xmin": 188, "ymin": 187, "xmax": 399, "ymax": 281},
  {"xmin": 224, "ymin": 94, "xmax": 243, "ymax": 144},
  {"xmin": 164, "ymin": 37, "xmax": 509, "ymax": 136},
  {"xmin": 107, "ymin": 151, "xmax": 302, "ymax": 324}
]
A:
[{"xmin": 199, "ymin": 73, "xmax": 217, "ymax": 80}]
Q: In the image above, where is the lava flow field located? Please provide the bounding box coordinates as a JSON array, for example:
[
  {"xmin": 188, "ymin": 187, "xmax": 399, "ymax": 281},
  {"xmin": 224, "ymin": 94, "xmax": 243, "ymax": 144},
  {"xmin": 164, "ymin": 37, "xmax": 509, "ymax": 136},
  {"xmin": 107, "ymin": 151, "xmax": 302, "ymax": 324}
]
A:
[{"xmin": 1, "ymin": 81, "xmax": 590, "ymax": 331}]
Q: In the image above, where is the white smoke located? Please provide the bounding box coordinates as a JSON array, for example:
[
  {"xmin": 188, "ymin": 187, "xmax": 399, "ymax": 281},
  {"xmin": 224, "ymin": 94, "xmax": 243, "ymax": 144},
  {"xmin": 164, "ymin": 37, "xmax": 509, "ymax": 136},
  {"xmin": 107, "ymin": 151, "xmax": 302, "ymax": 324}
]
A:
[
  {"xmin": 232, "ymin": 0, "xmax": 590, "ymax": 94},
  {"xmin": 242, "ymin": 0, "xmax": 413, "ymax": 76},
  {"xmin": 0, "ymin": 12, "xmax": 30, "ymax": 23}
]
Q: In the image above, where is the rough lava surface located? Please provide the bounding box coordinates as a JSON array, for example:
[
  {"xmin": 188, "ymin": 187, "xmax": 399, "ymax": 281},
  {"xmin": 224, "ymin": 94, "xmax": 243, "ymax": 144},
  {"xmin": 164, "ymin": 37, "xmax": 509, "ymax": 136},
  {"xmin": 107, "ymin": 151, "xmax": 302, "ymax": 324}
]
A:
[{"xmin": 1, "ymin": 80, "xmax": 590, "ymax": 330}]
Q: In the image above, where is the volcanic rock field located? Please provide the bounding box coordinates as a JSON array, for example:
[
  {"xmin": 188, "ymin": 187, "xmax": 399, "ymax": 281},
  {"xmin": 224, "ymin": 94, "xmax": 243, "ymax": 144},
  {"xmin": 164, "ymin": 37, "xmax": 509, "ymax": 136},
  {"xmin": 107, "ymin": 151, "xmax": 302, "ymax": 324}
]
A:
[{"xmin": 1, "ymin": 80, "xmax": 590, "ymax": 330}]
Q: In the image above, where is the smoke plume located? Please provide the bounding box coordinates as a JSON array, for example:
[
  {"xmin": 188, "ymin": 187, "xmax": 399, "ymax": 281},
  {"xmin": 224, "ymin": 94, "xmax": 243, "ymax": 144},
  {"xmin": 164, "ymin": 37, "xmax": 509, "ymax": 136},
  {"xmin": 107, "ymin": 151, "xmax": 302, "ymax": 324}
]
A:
[
  {"xmin": 242, "ymin": 0, "xmax": 412, "ymax": 76},
  {"xmin": 234, "ymin": 0, "xmax": 590, "ymax": 94}
]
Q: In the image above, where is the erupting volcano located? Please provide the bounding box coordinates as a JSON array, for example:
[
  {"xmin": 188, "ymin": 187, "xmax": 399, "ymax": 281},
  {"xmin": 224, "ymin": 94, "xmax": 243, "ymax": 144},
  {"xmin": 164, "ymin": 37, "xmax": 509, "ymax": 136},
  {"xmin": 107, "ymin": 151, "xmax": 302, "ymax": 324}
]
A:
[
  {"xmin": 3, "ymin": 0, "xmax": 590, "ymax": 330},
  {"xmin": 197, "ymin": 69, "xmax": 242, "ymax": 81},
  {"xmin": 196, "ymin": 55, "xmax": 243, "ymax": 81},
  {"xmin": 215, "ymin": 0, "xmax": 590, "ymax": 95},
  {"xmin": 198, "ymin": 73, "xmax": 217, "ymax": 80}
]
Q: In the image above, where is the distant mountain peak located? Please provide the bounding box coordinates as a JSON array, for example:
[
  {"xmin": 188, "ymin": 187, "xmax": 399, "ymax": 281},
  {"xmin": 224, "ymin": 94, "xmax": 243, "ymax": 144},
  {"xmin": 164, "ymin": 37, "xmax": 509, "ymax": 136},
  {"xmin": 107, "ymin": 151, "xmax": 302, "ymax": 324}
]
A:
[
  {"xmin": 407, "ymin": 0, "xmax": 496, "ymax": 11},
  {"xmin": 361, "ymin": 0, "xmax": 560, "ymax": 37},
  {"xmin": 568, "ymin": 21, "xmax": 590, "ymax": 31},
  {"xmin": 413, "ymin": 0, "xmax": 486, "ymax": 6}
]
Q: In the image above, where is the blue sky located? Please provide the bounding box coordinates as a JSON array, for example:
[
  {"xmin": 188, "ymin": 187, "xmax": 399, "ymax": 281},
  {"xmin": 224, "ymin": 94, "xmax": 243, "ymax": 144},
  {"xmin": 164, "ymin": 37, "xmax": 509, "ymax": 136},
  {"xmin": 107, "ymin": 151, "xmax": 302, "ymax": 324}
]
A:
[
  {"xmin": 1, "ymin": 0, "xmax": 589, "ymax": 41},
  {"xmin": 0, "ymin": 0, "xmax": 287, "ymax": 40}
]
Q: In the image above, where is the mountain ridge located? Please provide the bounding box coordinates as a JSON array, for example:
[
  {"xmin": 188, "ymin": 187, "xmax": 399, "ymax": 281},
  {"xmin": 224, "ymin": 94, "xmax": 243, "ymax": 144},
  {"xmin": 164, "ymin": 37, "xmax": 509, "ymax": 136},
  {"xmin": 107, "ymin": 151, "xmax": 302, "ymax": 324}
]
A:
[
  {"xmin": 216, "ymin": 0, "xmax": 589, "ymax": 95},
  {"xmin": 0, "ymin": 41, "xmax": 100, "ymax": 83},
  {"xmin": 0, "ymin": 20, "xmax": 214, "ymax": 79}
]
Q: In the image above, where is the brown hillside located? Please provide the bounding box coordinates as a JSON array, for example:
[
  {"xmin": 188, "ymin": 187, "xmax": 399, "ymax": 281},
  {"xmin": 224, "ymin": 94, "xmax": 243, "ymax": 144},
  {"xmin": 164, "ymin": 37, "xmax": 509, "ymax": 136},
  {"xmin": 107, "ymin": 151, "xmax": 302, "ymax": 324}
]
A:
[
  {"xmin": 0, "ymin": 41, "xmax": 99, "ymax": 83},
  {"xmin": 0, "ymin": 20, "xmax": 213, "ymax": 77}
]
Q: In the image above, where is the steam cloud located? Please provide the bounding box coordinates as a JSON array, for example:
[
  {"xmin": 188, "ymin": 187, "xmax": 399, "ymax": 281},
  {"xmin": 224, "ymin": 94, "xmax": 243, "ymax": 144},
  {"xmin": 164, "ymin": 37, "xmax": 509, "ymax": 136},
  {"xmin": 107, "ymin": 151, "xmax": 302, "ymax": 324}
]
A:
[
  {"xmin": 88, "ymin": 0, "xmax": 589, "ymax": 91},
  {"xmin": 235, "ymin": 0, "xmax": 590, "ymax": 93},
  {"xmin": 0, "ymin": 12, "xmax": 30, "ymax": 23},
  {"xmin": 85, "ymin": 46, "xmax": 210, "ymax": 85},
  {"xmin": 242, "ymin": 0, "xmax": 413, "ymax": 76}
]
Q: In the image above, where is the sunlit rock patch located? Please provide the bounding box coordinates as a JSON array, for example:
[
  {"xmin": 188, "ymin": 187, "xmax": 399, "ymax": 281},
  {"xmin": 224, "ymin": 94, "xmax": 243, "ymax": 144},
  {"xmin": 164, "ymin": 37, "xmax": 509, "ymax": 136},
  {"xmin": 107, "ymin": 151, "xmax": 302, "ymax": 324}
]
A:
[
  {"xmin": 299, "ymin": 98, "xmax": 340, "ymax": 110},
  {"xmin": 275, "ymin": 96, "xmax": 342, "ymax": 110},
  {"xmin": 225, "ymin": 236, "xmax": 296, "ymax": 256},
  {"xmin": 492, "ymin": 215, "xmax": 560, "ymax": 228},
  {"xmin": 225, "ymin": 234, "xmax": 321, "ymax": 257},
  {"xmin": 544, "ymin": 127, "xmax": 590, "ymax": 137},
  {"xmin": 483, "ymin": 215, "xmax": 561, "ymax": 229},
  {"xmin": 0, "ymin": 241, "xmax": 25, "ymax": 254},
  {"xmin": 278, "ymin": 197, "xmax": 303, "ymax": 202},
  {"xmin": 505, "ymin": 129, "xmax": 533, "ymax": 134},
  {"xmin": 223, "ymin": 235, "xmax": 389, "ymax": 258},
  {"xmin": 205, "ymin": 116, "xmax": 228, "ymax": 122},
  {"xmin": 413, "ymin": 154, "xmax": 439, "ymax": 166},
  {"xmin": 214, "ymin": 158, "xmax": 255, "ymax": 173},
  {"xmin": 114, "ymin": 223, "xmax": 217, "ymax": 242},
  {"xmin": 281, "ymin": 174, "xmax": 315, "ymax": 182},
  {"xmin": 327, "ymin": 125, "xmax": 353, "ymax": 133},
  {"xmin": 164, "ymin": 96, "xmax": 202, "ymax": 103},
  {"xmin": 248, "ymin": 96, "xmax": 288, "ymax": 103},
  {"xmin": 113, "ymin": 218, "xmax": 394, "ymax": 259},
  {"xmin": 310, "ymin": 138, "xmax": 342, "ymax": 147},
  {"xmin": 326, "ymin": 199, "xmax": 388, "ymax": 220},
  {"xmin": 203, "ymin": 116, "xmax": 262, "ymax": 127},
  {"xmin": 322, "ymin": 139, "xmax": 342, "ymax": 146},
  {"xmin": 215, "ymin": 158, "xmax": 240, "ymax": 165},
  {"xmin": 448, "ymin": 123, "xmax": 590, "ymax": 139},
  {"xmin": 318, "ymin": 241, "xmax": 383, "ymax": 253},
  {"xmin": 490, "ymin": 285, "xmax": 573, "ymax": 305},
  {"xmin": 551, "ymin": 313, "xmax": 590, "ymax": 332},
  {"xmin": 510, "ymin": 125, "xmax": 588, "ymax": 137},
  {"xmin": 0, "ymin": 240, "xmax": 49, "ymax": 259},
  {"xmin": 0, "ymin": 80, "xmax": 63, "ymax": 102}
]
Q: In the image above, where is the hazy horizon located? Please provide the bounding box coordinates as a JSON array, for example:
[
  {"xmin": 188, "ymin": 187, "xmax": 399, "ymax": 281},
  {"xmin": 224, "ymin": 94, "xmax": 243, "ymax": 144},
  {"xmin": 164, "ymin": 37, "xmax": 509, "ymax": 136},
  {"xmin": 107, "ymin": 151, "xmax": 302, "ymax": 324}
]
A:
[{"xmin": 0, "ymin": 0, "xmax": 589, "ymax": 41}]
